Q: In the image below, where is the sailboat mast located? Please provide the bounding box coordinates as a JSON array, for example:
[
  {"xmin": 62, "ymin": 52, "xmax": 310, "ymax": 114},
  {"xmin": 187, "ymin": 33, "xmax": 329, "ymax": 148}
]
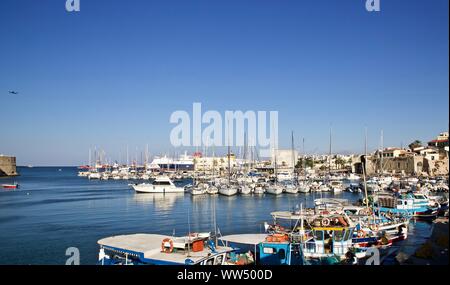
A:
[
  {"xmin": 291, "ymin": 131, "xmax": 295, "ymax": 184},
  {"xmin": 228, "ymin": 145, "xmax": 231, "ymax": 185},
  {"xmin": 328, "ymin": 126, "xmax": 332, "ymax": 175}
]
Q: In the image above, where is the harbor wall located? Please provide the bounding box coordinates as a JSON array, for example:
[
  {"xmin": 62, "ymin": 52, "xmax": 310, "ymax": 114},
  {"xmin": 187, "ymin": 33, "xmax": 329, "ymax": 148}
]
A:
[
  {"xmin": 0, "ymin": 155, "xmax": 18, "ymax": 177},
  {"xmin": 358, "ymin": 155, "xmax": 448, "ymax": 176}
]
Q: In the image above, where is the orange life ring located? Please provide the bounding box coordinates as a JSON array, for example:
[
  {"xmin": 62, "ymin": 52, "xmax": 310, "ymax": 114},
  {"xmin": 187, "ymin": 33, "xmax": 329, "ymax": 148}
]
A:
[
  {"xmin": 357, "ymin": 230, "xmax": 366, "ymax": 238},
  {"xmin": 161, "ymin": 238, "xmax": 174, "ymax": 253}
]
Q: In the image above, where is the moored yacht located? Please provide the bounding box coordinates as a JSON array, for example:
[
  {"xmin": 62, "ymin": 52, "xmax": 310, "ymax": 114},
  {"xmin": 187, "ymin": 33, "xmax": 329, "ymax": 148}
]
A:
[
  {"xmin": 266, "ymin": 184, "xmax": 284, "ymax": 195},
  {"xmin": 219, "ymin": 185, "xmax": 238, "ymax": 196},
  {"xmin": 132, "ymin": 176, "xmax": 184, "ymax": 193}
]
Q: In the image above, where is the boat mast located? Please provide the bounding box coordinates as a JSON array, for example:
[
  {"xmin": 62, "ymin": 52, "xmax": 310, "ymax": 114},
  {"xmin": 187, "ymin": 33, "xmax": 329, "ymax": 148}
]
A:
[
  {"xmin": 328, "ymin": 126, "xmax": 332, "ymax": 175},
  {"xmin": 291, "ymin": 131, "xmax": 295, "ymax": 184},
  {"xmin": 302, "ymin": 138, "xmax": 306, "ymax": 178},
  {"xmin": 228, "ymin": 145, "xmax": 231, "ymax": 185}
]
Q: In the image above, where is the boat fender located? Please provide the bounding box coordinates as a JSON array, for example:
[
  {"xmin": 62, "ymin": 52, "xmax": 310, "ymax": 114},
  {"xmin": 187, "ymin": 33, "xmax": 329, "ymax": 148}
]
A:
[
  {"xmin": 337, "ymin": 216, "xmax": 348, "ymax": 227},
  {"xmin": 161, "ymin": 238, "xmax": 174, "ymax": 253},
  {"xmin": 322, "ymin": 218, "xmax": 330, "ymax": 227}
]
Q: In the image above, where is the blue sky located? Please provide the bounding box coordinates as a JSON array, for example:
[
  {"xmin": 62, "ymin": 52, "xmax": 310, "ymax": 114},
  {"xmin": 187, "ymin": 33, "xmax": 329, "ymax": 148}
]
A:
[{"xmin": 0, "ymin": 0, "xmax": 448, "ymax": 166}]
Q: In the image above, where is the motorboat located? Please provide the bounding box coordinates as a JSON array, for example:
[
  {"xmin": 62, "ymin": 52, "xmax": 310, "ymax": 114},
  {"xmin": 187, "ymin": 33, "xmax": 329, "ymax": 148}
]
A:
[
  {"xmin": 329, "ymin": 180, "xmax": 344, "ymax": 193},
  {"xmin": 1, "ymin": 182, "xmax": 19, "ymax": 189},
  {"xmin": 132, "ymin": 176, "xmax": 184, "ymax": 193},
  {"xmin": 88, "ymin": 171, "xmax": 101, "ymax": 180}
]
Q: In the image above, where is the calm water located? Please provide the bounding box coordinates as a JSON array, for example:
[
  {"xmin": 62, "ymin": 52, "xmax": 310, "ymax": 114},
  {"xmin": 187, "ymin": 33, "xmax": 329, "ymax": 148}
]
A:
[{"xmin": 0, "ymin": 167, "xmax": 434, "ymax": 265}]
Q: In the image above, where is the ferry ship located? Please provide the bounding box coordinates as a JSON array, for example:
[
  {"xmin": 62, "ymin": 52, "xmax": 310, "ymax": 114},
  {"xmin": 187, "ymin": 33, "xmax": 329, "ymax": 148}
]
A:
[{"xmin": 150, "ymin": 152, "xmax": 194, "ymax": 171}]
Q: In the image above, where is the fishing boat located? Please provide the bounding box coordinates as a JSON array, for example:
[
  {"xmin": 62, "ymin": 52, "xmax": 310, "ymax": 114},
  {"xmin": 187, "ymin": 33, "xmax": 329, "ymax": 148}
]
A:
[
  {"xmin": 1, "ymin": 183, "xmax": 19, "ymax": 189},
  {"xmin": 374, "ymin": 193, "xmax": 438, "ymax": 218},
  {"xmin": 97, "ymin": 233, "xmax": 247, "ymax": 265},
  {"xmin": 132, "ymin": 176, "xmax": 184, "ymax": 193}
]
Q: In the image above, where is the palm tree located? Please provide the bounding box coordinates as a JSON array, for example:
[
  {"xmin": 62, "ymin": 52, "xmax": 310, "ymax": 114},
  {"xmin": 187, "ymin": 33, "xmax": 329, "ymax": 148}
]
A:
[{"xmin": 408, "ymin": 140, "xmax": 422, "ymax": 150}]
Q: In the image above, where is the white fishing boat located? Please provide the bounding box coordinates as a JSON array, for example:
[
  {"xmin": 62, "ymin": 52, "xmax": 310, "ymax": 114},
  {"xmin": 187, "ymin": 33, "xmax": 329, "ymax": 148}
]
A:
[{"xmin": 132, "ymin": 176, "xmax": 184, "ymax": 193}]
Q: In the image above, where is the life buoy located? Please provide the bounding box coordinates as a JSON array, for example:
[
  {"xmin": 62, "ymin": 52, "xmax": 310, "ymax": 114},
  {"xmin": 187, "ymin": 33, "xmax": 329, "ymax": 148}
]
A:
[
  {"xmin": 370, "ymin": 224, "xmax": 379, "ymax": 232},
  {"xmin": 357, "ymin": 230, "xmax": 366, "ymax": 238},
  {"xmin": 161, "ymin": 238, "xmax": 174, "ymax": 253},
  {"xmin": 321, "ymin": 218, "xmax": 330, "ymax": 227}
]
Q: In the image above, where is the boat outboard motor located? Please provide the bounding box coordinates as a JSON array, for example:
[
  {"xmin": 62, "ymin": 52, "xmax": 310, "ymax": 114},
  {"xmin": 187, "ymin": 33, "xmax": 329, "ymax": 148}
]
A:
[{"xmin": 207, "ymin": 240, "xmax": 217, "ymax": 253}]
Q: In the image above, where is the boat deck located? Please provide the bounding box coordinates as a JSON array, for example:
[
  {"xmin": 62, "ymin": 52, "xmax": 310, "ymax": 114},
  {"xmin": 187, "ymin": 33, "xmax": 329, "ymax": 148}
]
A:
[{"xmin": 98, "ymin": 233, "xmax": 234, "ymax": 264}]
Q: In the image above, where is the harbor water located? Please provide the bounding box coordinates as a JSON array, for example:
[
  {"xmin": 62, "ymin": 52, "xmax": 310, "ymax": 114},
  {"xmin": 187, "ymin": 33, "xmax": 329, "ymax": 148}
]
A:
[{"xmin": 0, "ymin": 167, "xmax": 438, "ymax": 265}]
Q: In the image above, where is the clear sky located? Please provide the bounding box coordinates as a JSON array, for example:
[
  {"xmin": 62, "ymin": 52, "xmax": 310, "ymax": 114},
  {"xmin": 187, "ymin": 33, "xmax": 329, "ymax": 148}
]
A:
[{"xmin": 0, "ymin": 0, "xmax": 448, "ymax": 166}]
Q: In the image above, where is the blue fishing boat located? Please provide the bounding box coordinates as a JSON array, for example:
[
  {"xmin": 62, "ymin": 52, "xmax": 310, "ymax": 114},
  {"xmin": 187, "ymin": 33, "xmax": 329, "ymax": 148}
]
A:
[
  {"xmin": 375, "ymin": 193, "xmax": 438, "ymax": 218},
  {"xmin": 97, "ymin": 233, "xmax": 252, "ymax": 265}
]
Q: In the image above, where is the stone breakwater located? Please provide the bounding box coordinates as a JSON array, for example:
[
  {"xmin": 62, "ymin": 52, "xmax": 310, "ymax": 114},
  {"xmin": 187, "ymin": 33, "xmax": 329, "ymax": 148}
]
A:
[{"xmin": 0, "ymin": 155, "xmax": 18, "ymax": 177}]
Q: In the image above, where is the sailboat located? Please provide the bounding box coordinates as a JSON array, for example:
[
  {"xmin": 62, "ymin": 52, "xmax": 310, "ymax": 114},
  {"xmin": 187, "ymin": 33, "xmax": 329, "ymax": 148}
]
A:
[
  {"xmin": 285, "ymin": 132, "xmax": 298, "ymax": 194},
  {"xmin": 266, "ymin": 148, "xmax": 283, "ymax": 195},
  {"xmin": 219, "ymin": 145, "xmax": 238, "ymax": 196}
]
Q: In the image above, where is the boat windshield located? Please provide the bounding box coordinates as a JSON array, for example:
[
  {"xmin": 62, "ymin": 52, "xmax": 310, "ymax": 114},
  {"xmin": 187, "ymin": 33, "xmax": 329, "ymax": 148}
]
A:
[{"xmin": 153, "ymin": 181, "xmax": 172, "ymax": 185}]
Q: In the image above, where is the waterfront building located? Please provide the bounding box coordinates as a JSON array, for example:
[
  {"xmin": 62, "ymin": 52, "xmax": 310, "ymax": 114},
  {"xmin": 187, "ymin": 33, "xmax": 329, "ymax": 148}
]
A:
[{"xmin": 0, "ymin": 154, "xmax": 19, "ymax": 177}]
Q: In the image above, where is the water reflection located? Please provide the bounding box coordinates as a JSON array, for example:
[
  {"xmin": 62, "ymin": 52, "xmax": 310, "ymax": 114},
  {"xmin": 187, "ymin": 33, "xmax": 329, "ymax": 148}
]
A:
[{"xmin": 132, "ymin": 193, "xmax": 184, "ymax": 211}]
